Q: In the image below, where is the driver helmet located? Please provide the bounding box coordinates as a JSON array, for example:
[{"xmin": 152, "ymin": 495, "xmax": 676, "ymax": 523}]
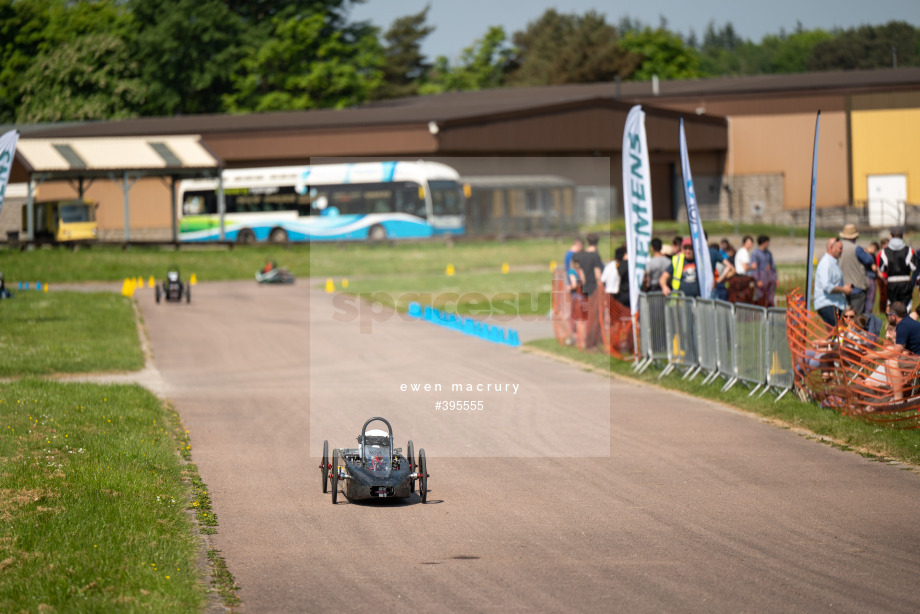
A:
[{"xmin": 167, "ymin": 271, "xmax": 179, "ymax": 282}]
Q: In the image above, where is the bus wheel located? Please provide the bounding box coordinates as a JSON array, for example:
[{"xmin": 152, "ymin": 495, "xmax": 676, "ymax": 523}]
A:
[
  {"xmin": 368, "ymin": 224, "xmax": 386, "ymax": 241},
  {"xmin": 236, "ymin": 229, "xmax": 255, "ymax": 244},
  {"xmin": 269, "ymin": 228, "xmax": 288, "ymax": 244}
]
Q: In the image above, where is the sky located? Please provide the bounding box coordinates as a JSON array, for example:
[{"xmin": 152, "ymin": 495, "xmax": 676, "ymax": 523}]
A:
[{"xmin": 348, "ymin": 0, "xmax": 920, "ymax": 61}]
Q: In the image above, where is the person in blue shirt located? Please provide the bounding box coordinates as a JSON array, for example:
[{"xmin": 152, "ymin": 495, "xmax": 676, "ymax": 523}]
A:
[
  {"xmin": 884, "ymin": 301, "xmax": 920, "ymax": 401},
  {"xmin": 814, "ymin": 237, "xmax": 853, "ymax": 328}
]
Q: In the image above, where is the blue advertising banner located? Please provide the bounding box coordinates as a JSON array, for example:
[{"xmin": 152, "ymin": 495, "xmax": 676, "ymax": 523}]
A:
[{"xmin": 679, "ymin": 119, "xmax": 713, "ymax": 299}]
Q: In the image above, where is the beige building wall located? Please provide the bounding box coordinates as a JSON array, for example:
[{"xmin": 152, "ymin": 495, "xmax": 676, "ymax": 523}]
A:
[{"xmin": 728, "ymin": 112, "xmax": 849, "ymax": 210}]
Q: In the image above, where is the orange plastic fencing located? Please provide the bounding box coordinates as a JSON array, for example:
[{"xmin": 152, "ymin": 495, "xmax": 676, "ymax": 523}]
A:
[
  {"xmin": 599, "ymin": 293, "xmax": 636, "ymax": 360},
  {"xmin": 786, "ymin": 289, "xmax": 920, "ymax": 428},
  {"xmin": 550, "ymin": 268, "xmax": 610, "ymax": 352}
]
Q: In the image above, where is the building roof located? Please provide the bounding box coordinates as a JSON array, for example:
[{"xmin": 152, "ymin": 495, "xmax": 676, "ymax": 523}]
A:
[
  {"xmin": 19, "ymin": 67, "xmax": 920, "ymax": 140},
  {"xmin": 12, "ymin": 135, "xmax": 222, "ymax": 182}
]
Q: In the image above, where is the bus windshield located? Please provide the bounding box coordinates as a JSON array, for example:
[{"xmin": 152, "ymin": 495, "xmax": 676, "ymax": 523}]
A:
[
  {"xmin": 59, "ymin": 203, "xmax": 94, "ymax": 223},
  {"xmin": 429, "ymin": 181, "xmax": 464, "ymax": 217}
]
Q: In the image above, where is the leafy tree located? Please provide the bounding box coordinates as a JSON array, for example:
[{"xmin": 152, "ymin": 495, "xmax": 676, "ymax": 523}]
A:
[
  {"xmin": 129, "ymin": 0, "xmax": 247, "ymax": 116},
  {"xmin": 620, "ymin": 27, "xmax": 702, "ymax": 80},
  {"xmin": 0, "ymin": 0, "xmax": 52, "ymax": 122},
  {"xmin": 420, "ymin": 26, "xmax": 513, "ymax": 94},
  {"xmin": 807, "ymin": 21, "xmax": 920, "ymax": 70},
  {"xmin": 757, "ymin": 27, "xmax": 833, "ymax": 74},
  {"xmin": 17, "ymin": 32, "xmax": 148, "ymax": 122},
  {"xmin": 372, "ymin": 5, "xmax": 434, "ymax": 100},
  {"xmin": 1, "ymin": 0, "xmax": 139, "ymax": 123},
  {"xmin": 223, "ymin": 11, "xmax": 383, "ymax": 112},
  {"xmin": 506, "ymin": 10, "xmax": 639, "ymax": 86}
]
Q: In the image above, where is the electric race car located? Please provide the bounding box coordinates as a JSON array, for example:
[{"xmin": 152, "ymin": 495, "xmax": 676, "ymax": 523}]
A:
[
  {"xmin": 155, "ymin": 268, "xmax": 190, "ymax": 304},
  {"xmin": 320, "ymin": 417, "xmax": 429, "ymax": 504}
]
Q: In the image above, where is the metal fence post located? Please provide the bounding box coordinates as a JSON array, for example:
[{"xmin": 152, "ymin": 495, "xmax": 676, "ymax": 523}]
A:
[
  {"xmin": 733, "ymin": 303, "xmax": 769, "ymax": 395},
  {"xmin": 713, "ymin": 300, "xmax": 738, "ymax": 390},
  {"xmin": 761, "ymin": 308, "xmax": 793, "ymax": 400}
]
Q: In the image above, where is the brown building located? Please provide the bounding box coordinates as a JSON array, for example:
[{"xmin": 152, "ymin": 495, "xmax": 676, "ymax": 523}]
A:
[{"xmin": 5, "ymin": 67, "xmax": 919, "ymax": 240}]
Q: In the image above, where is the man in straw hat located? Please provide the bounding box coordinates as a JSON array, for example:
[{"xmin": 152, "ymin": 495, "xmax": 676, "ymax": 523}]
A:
[{"xmin": 838, "ymin": 223, "xmax": 876, "ymax": 316}]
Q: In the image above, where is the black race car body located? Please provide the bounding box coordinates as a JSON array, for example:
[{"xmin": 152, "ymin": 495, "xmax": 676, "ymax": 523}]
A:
[
  {"xmin": 321, "ymin": 417, "xmax": 429, "ymax": 504},
  {"xmin": 156, "ymin": 269, "xmax": 190, "ymax": 303}
]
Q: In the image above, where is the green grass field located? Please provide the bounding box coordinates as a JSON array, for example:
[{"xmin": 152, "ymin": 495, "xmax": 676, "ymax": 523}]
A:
[
  {"xmin": 0, "ymin": 380, "xmax": 207, "ymax": 612},
  {"xmin": 0, "ymin": 292, "xmax": 144, "ymax": 376}
]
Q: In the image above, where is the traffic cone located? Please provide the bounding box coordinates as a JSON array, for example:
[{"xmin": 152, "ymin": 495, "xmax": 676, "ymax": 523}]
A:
[
  {"xmin": 148, "ymin": 276, "xmax": 155, "ymax": 287},
  {"xmin": 325, "ymin": 278, "xmax": 335, "ymax": 293},
  {"xmin": 446, "ymin": 264, "xmax": 455, "ymax": 276},
  {"xmin": 550, "ymin": 260, "xmax": 557, "ymax": 271},
  {"xmin": 501, "ymin": 262, "xmax": 509, "ymax": 274},
  {"xmin": 342, "ymin": 278, "xmax": 349, "ymax": 289},
  {"xmin": 136, "ymin": 277, "xmax": 144, "ymax": 289},
  {"xmin": 190, "ymin": 273, "xmax": 197, "ymax": 285}
]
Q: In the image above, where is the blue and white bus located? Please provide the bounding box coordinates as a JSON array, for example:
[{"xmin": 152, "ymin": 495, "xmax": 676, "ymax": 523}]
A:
[{"xmin": 178, "ymin": 161, "xmax": 466, "ymax": 242}]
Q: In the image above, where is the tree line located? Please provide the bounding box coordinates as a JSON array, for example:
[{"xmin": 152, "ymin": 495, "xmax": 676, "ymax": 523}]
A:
[{"xmin": 1, "ymin": 0, "xmax": 917, "ymax": 124}]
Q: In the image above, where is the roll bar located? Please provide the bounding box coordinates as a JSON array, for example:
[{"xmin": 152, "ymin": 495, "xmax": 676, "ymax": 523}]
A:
[{"xmin": 359, "ymin": 416, "xmax": 393, "ymax": 463}]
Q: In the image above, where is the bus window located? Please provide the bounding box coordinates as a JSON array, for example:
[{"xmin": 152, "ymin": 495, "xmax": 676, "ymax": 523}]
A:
[{"xmin": 395, "ymin": 186, "xmax": 424, "ymax": 217}]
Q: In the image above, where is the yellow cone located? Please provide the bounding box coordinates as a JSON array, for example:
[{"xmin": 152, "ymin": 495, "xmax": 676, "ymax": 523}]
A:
[
  {"xmin": 148, "ymin": 276, "xmax": 155, "ymax": 287},
  {"xmin": 43, "ymin": 283, "xmax": 48, "ymax": 293},
  {"xmin": 550, "ymin": 260, "xmax": 557, "ymax": 271},
  {"xmin": 342, "ymin": 278, "xmax": 349, "ymax": 289},
  {"xmin": 136, "ymin": 277, "xmax": 144, "ymax": 289},
  {"xmin": 121, "ymin": 278, "xmax": 135, "ymax": 297},
  {"xmin": 501, "ymin": 262, "xmax": 509, "ymax": 274},
  {"xmin": 325, "ymin": 278, "xmax": 335, "ymax": 293},
  {"xmin": 446, "ymin": 264, "xmax": 455, "ymax": 276},
  {"xmin": 190, "ymin": 273, "xmax": 197, "ymax": 286}
]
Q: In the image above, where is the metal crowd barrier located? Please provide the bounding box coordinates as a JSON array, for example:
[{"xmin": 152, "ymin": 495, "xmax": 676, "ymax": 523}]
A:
[
  {"xmin": 692, "ymin": 299, "xmax": 718, "ymax": 382},
  {"xmin": 633, "ymin": 294, "xmax": 793, "ymax": 401},
  {"xmin": 635, "ymin": 292, "xmax": 669, "ymax": 374},
  {"xmin": 712, "ymin": 300, "xmax": 738, "ymax": 389},
  {"xmin": 733, "ymin": 303, "xmax": 768, "ymax": 395},
  {"xmin": 659, "ymin": 294, "xmax": 698, "ymax": 379},
  {"xmin": 762, "ymin": 307, "xmax": 793, "ymax": 400}
]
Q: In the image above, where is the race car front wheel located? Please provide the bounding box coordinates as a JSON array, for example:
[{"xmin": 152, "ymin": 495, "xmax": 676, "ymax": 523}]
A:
[
  {"xmin": 321, "ymin": 440, "xmax": 329, "ymax": 494},
  {"xmin": 331, "ymin": 449, "xmax": 339, "ymax": 505},
  {"xmin": 418, "ymin": 448, "xmax": 428, "ymax": 504}
]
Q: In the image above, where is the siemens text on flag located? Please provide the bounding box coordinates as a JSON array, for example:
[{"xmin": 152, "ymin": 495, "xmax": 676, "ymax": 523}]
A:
[
  {"xmin": 678, "ymin": 119, "xmax": 713, "ymax": 299},
  {"xmin": 0, "ymin": 130, "xmax": 19, "ymax": 217},
  {"xmin": 622, "ymin": 106, "xmax": 652, "ymax": 316}
]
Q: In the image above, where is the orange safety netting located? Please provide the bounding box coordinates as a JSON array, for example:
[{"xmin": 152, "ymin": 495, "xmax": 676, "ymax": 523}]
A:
[
  {"xmin": 599, "ymin": 293, "xmax": 637, "ymax": 360},
  {"xmin": 551, "ymin": 268, "xmax": 636, "ymax": 357},
  {"xmin": 786, "ymin": 289, "xmax": 920, "ymax": 428}
]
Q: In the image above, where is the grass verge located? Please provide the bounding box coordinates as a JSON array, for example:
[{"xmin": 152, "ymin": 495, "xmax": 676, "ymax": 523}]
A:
[
  {"xmin": 526, "ymin": 339, "xmax": 920, "ymax": 467},
  {"xmin": 0, "ymin": 291, "xmax": 144, "ymax": 376},
  {"xmin": 0, "ymin": 380, "xmax": 210, "ymax": 612}
]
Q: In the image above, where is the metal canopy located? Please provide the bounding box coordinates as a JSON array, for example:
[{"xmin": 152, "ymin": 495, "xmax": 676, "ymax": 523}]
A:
[
  {"xmin": 12, "ymin": 135, "xmax": 224, "ymax": 242},
  {"xmin": 14, "ymin": 135, "xmax": 221, "ymax": 179}
]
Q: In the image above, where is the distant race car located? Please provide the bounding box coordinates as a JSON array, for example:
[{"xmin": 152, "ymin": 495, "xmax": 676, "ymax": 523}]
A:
[
  {"xmin": 321, "ymin": 417, "xmax": 429, "ymax": 504},
  {"xmin": 255, "ymin": 262, "xmax": 294, "ymax": 284},
  {"xmin": 155, "ymin": 268, "xmax": 190, "ymax": 304}
]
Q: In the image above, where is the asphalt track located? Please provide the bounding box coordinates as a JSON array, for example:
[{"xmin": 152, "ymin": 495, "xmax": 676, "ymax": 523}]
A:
[{"xmin": 137, "ymin": 281, "xmax": 920, "ymax": 613}]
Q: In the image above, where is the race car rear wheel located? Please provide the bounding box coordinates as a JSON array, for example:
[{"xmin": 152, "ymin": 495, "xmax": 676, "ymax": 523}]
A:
[
  {"xmin": 407, "ymin": 440, "xmax": 415, "ymax": 493},
  {"xmin": 321, "ymin": 440, "xmax": 329, "ymax": 494},
  {"xmin": 331, "ymin": 449, "xmax": 339, "ymax": 505},
  {"xmin": 418, "ymin": 448, "xmax": 428, "ymax": 504}
]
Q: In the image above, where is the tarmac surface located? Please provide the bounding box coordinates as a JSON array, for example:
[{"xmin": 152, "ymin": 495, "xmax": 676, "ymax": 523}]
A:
[{"xmin": 124, "ymin": 280, "xmax": 920, "ymax": 613}]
